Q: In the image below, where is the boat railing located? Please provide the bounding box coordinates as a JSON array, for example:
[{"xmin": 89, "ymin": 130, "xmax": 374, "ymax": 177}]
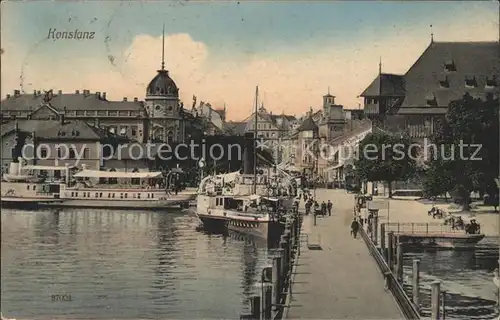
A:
[{"xmin": 384, "ymin": 222, "xmax": 465, "ymax": 235}]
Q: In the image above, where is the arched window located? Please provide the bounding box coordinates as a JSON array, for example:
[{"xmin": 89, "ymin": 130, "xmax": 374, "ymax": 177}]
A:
[
  {"xmin": 167, "ymin": 131, "xmax": 174, "ymax": 143},
  {"xmin": 131, "ymin": 168, "xmax": 140, "ymax": 185},
  {"xmin": 108, "ymin": 168, "xmax": 118, "ymax": 184}
]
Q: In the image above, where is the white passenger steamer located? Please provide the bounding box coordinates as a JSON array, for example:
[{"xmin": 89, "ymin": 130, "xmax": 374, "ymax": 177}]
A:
[
  {"xmin": 1, "ymin": 159, "xmax": 196, "ymax": 209},
  {"xmin": 196, "ymin": 170, "xmax": 294, "ymax": 239},
  {"xmin": 57, "ymin": 168, "xmax": 196, "ymax": 209},
  {"xmin": 1, "ymin": 160, "xmax": 69, "ymax": 208}
]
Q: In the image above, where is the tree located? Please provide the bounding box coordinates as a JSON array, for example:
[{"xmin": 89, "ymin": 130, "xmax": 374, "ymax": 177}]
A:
[
  {"xmin": 354, "ymin": 131, "xmax": 417, "ymax": 198},
  {"xmin": 424, "ymin": 93, "xmax": 499, "ymax": 210}
]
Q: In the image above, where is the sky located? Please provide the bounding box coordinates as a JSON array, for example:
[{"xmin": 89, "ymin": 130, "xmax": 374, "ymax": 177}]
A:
[{"xmin": 1, "ymin": 1, "xmax": 498, "ymax": 120}]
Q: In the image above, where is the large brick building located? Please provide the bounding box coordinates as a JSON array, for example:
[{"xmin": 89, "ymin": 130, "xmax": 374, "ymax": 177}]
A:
[{"xmin": 361, "ymin": 41, "xmax": 499, "ymax": 138}]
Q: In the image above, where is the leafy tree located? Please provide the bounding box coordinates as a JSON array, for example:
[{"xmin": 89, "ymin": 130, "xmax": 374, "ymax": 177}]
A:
[
  {"xmin": 354, "ymin": 131, "xmax": 417, "ymax": 198},
  {"xmin": 424, "ymin": 93, "xmax": 499, "ymax": 210}
]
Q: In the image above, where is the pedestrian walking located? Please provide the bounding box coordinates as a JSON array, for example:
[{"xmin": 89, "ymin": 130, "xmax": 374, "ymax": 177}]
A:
[
  {"xmin": 327, "ymin": 200, "xmax": 333, "ymax": 216},
  {"xmin": 351, "ymin": 218, "xmax": 360, "ymax": 239},
  {"xmin": 321, "ymin": 201, "xmax": 327, "ymax": 216}
]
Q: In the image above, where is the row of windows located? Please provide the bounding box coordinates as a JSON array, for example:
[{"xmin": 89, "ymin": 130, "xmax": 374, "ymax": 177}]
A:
[
  {"xmin": 101, "ymin": 126, "xmax": 139, "ymax": 136},
  {"xmin": 215, "ymin": 198, "xmax": 223, "ymax": 206},
  {"xmin": 69, "ymin": 191, "xmax": 156, "ymax": 199}
]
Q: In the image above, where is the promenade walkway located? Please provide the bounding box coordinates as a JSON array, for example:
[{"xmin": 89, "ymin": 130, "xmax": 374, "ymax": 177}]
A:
[{"xmin": 286, "ymin": 189, "xmax": 402, "ymax": 319}]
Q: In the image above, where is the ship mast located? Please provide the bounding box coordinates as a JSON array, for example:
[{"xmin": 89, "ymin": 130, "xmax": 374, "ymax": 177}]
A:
[{"xmin": 253, "ymin": 86, "xmax": 259, "ymax": 194}]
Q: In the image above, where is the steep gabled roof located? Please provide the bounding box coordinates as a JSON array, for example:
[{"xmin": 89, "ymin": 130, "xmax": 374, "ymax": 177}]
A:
[
  {"xmin": 297, "ymin": 115, "xmax": 318, "ymax": 132},
  {"xmin": 399, "ymin": 41, "xmax": 499, "ymax": 111},
  {"xmin": 360, "ymin": 73, "xmax": 406, "ymax": 97}
]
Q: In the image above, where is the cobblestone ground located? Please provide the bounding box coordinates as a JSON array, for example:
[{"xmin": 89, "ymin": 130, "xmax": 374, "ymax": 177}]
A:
[{"xmin": 286, "ymin": 189, "xmax": 403, "ymax": 320}]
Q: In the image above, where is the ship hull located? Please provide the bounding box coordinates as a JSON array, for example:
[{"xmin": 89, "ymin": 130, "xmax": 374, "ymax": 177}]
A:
[{"xmin": 42, "ymin": 193, "xmax": 196, "ymax": 210}]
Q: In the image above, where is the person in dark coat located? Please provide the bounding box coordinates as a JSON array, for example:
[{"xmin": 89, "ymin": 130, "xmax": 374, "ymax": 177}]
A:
[
  {"xmin": 305, "ymin": 200, "xmax": 311, "ymax": 215},
  {"xmin": 321, "ymin": 201, "xmax": 327, "ymax": 216},
  {"xmin": 351, "ymin": 218, "xmax": 360, "ymax": 239},
  {"xmin": 327, "ymin": 200, "xmax": 333, "ymax": 216}
]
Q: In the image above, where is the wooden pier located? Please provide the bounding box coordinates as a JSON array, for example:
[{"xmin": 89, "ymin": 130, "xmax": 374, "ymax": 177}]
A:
[{"xmin": 284, "ymin": 190, "xmax": 403, "ymax": 319}]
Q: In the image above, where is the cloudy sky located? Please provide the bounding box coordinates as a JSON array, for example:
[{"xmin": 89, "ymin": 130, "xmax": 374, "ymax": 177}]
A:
[{"xmin": 1, "ymin": 1, "xmax": 498, "ymax": 120}]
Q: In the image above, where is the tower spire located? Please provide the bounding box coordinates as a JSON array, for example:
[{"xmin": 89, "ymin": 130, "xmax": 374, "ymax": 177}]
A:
[
  {"xmin": 328, "ymin": 86, "xmax": 330, "ymax": 95},
  {"xmin": 379, "ymin": 57, "xmax": 382, "ymax": 75},
  {"xmin": 161, "ymin": 24, "xmax": 165, "ymax": 70},
  {"xmin": 430, "ymin": 24, "xmax": 434, "ymax": 44}
]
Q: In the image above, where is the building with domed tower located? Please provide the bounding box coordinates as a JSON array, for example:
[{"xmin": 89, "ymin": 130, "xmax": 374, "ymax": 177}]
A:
[{"xmin": 144, "ymin": 29, "xmax": 186, "ymax": 143}]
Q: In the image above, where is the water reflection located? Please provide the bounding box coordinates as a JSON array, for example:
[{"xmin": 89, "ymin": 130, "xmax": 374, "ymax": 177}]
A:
[{"xmin": 1, "ymin": 209, "xmax": 270, "ymax": 319}]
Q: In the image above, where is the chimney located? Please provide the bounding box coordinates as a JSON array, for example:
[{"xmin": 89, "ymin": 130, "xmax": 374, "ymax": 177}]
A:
[
  {"xmin": 14, "ymin": 90, "xmax": 20, "ymax": 97},
  {"xmin": 33, "ymin": 89, "xmax": 37, "ymax": 97},
  {"xmin": 243, "ymin": 132, "xmax": 255, "ymax": 174},
  {"xmin": 83, "ymin": 90, "xmax": 89, "ymax": 97},
  {"xmin": 76, "ymin": 90, "xmax": 80, "ymax": 94},
  {"xmin": 134, "ymin": 97, "xmax": 138, "ymax": 102},
  {"xmin": 96, "ymin": 92, "xmax": 101, "ymax": 99},
  {"xmin": 123, "ymin": 97, "xmax": 127, "ymax": 102},
  {"xmin": 6, "ymin": 94, "xmax": 10, "ymax": 99},
  {"xmin": 58, "ymin": 90, "xmax": 62, "ymax": 95},
  {"xmin": 37, "ymin": 90, "xmax": 41, "ymax": 95},
  {"xmin": 102, "ymin": 92, "xmax": 107, "ymax": 100}
]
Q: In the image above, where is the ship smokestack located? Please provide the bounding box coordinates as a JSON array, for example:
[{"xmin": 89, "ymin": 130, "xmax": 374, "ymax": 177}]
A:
[{"xmin": 243, "ymin": 132, "xmax": 255, "ymax": 174}]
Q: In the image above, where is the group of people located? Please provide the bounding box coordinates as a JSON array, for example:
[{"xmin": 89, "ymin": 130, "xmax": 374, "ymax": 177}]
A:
[{"xmin": 296, "ymin": 189, "xmax": 334, "ymax": 217}]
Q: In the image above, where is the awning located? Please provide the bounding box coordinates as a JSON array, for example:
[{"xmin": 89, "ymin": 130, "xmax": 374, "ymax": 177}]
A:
[
  {"xmin": 262, "ymin": 197, "xmax": 279, "ymax": 202},
  {"xmin": 326, "ymin": 163, "xmax": 344, "ymax": 171},
  {"xmin": 73, "ymin": 170, "xmax": 162, "ymax": 179},
  {"xmin": 23, "ymin": 165, "xmax": 76, "ymax": 171}
]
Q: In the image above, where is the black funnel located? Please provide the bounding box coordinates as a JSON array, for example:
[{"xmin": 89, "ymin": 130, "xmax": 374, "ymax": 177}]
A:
[{"xmin": 243, "ymin": 132, "xmax": 255, "ymax": 174}]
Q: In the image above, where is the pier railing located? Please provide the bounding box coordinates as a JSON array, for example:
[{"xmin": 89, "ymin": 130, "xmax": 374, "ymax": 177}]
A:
[
  {"xmin": 384, "ymin": 222, "xmax": 464, "ymax": 235},
  {"xmin": 359, "ymin": 225, "xmax": 421, "ymax": 319}
]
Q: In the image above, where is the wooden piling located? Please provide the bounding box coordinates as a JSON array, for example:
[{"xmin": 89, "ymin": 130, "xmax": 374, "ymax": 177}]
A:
[
  {"xmin": 396, "ymin": 240, "xmax": 404, "ymax": 282},
  {"xmin": 431, "ymin": 281, "xmax": 441, "ymax": 320},
  {"xmin": 261, "ymin": 283, "xmax": 273, "ymax": 320},
  {"xmin": 280, "ymin": 239, "xmax": 289, "ymax": 279},
  {"xmin": 272, "ymin": 255, "xmax": 282, "ymax": 309},
  {"xmin": 380, "ymin": 223, "xmax": 386, "ymax": 258},
  {"xmin": 250, "ymin": 296, "xmax": 260, "ymax": 319},
  {"xmin": 412, "ymin": 259, "xmax": 420, "ymax": 312},
  {"xmin": 387, "ymin": 232, "xmax": 394, "ymax": 271},
  {"xmin": 441, "ymin": 290, "xmax": 446, "ymax": 320}
]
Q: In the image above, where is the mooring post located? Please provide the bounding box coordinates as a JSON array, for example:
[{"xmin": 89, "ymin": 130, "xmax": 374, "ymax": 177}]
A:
[
  {"xmin": 431, "ymin": 281, "xmax": 441, "ymax": 320},
  {"xmin": 380, "ymin": 223, "xmax": 386, "ymax": 257},
  {"xmin": 313, "ymin": 212, "xmax": 317, "ymax": 226},
  {"xmin": 272, "ymin": 255, "xmax": 282, "ymax": 311},
  {"xmin": 250, "ymin": 296, "xmax": 260, "ymax": 319},
  {"xmin": 261, "ymin": 283, "xmax": 273, "ymax": 320},
  {"xmin": 387, "ymin": 231, "xmax": 394, "ymax": 271},
  {"xmin": 280, "ymin": 238, "xmax": 289, "ymax": 278},
  {"xmin": 441, "ymin": 290, "xmax": 446, "ymax": 320},
  {"xmin": 373, "ymin": 215, "xmax": 379, "ymax": 245},
  {"xmin": 396, "ymin": 240, "xmax": 404, "ymax": 282},
  {"xmin": 412, "ymin": 259, "xmax": 420, "ymax": 312}
]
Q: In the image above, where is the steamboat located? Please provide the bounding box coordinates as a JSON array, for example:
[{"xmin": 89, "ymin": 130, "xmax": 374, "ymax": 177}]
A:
[
  {"xmin": 1, "ymin": 159, "xmax": 196, "ymax": 209},
  {"xmin": 195, "ymin": 86, "xmax": 297, "ymax": 240}
]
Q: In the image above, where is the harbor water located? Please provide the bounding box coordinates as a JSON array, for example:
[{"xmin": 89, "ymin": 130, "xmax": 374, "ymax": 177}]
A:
[
  {"xmin": 1, "ymin": 209, "xmax": 271, "ymax": 319},
  {"xmin": 402, "ymin": 237, "xmax": 499, "ymax": 320}
]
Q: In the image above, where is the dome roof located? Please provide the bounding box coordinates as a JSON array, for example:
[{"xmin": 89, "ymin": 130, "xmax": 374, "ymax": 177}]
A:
[{"xmin": 146, "ymin": 69, "xmax": 179, "ymax": 97}]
